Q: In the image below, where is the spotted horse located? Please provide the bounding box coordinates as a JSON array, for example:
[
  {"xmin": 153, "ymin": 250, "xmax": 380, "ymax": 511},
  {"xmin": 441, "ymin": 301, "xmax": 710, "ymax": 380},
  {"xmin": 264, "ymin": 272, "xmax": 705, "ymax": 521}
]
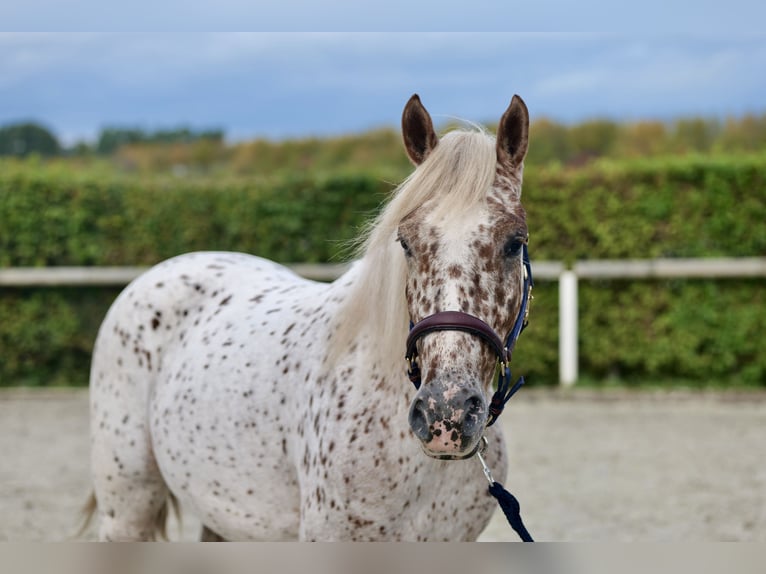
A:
[{"xmin": 83, "ymin": 94, "xmax": 534, "ymax": 541}]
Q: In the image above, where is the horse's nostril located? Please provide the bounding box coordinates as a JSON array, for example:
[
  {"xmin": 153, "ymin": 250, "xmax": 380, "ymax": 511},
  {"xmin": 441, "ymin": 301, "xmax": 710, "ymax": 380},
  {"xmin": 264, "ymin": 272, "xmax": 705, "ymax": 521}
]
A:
[
  {"xmin": 461, "ymin": 393, "xmax": 484, "ymax": 437},
  {"xmin": 464, "ymin": 394, "xmax": 483, "ymax": 414},
  {"xmin": 409, "ymin": 399, "xmax": 432, "ymax": 441}
]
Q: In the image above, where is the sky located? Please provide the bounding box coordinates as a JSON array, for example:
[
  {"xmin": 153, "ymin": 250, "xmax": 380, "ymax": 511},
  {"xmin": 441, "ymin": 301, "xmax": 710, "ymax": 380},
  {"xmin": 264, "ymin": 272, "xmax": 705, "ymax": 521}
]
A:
[{"xmin": 1, "ymin": 3, "xmax": 765, "ymax": 145}]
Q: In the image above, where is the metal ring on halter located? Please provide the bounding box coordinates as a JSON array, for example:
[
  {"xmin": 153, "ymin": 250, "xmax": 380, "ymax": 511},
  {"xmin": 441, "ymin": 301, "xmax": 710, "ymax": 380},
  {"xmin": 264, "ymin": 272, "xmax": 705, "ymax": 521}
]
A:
[{"xmin": 476, "ymin": 436, "xmax": 494, "ymax": 485}]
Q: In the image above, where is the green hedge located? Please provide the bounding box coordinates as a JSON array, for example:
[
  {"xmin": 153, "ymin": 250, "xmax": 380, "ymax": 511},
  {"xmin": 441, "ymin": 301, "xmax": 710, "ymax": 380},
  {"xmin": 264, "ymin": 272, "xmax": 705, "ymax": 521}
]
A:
[
  {"xmin": 1, "ymin": 155, "xmax": 765, "ymax": 386},
  {"xmin": 0, "ymin": 172, "xmax": 389, "ymax": 266}
]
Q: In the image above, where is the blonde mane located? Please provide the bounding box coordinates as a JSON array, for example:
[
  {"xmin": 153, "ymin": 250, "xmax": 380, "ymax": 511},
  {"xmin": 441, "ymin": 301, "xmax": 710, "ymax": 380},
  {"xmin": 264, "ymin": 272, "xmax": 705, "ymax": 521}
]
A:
[{"xmin": 330, "ymin": 128, "xmax": 498, "ymax": 368}]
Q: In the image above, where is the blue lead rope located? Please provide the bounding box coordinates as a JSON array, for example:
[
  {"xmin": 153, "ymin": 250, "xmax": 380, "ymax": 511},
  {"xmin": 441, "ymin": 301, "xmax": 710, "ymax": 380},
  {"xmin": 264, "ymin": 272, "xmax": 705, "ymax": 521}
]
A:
[
  {"xmin": 476, "ymin": 437, "xmax": 534, "ymax": 542},
  {"xmin": 488, "ymin": 482, "xmax": 534, "ymax": 542}
]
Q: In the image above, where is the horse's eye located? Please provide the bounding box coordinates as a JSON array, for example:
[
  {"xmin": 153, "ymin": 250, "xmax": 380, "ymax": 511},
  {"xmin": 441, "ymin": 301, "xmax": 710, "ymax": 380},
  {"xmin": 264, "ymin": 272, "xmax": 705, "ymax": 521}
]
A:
[
  {"xmin": 398, "ymin": 237, "xmax": 413, "ymax": 257},
  {"xmin": 503, "ymin": 236, "xmax": 524, "ymax": 258}
]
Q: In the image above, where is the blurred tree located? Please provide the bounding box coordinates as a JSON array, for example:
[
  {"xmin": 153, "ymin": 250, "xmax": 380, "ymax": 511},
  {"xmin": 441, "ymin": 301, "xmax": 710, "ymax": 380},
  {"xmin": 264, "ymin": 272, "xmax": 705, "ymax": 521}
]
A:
[
  {"xmin": 0, "ymin": 122, "xmax": 61, "ymax": 156},
  {"xmin": 97, "ymin": 128, "xmax": 146, "ymax": 154},
  {"xmin": 670, "ymin": 118, "xmax": 720, "ymax": 153},
  {"xmin": 717, "ymin": 114, "xmax": 766, "ymax": 153},
  {"xmin": 96, "ymin": 127, "xmax": 224, "ymax": 154},
  {"xmin": 68, "ymin": 140, "xmax": 94, "ymax": 156},
  {"xmin": 616, "ymin": 121, "xmax": 668, "ymax": 157},
  {"xmin": 527, "ymin": 118, "xmax": 572, "ymax": 165},
  {"xmin": 569, "ymin": 119, "xmax": 619, "ymax": 163}
]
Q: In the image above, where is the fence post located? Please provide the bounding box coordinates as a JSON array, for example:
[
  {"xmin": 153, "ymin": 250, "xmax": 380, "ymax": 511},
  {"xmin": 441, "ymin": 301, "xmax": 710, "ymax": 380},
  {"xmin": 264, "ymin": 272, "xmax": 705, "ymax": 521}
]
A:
[{"xmin": 559, "ymin": 270, "xmax": 578, "ymax": 386}]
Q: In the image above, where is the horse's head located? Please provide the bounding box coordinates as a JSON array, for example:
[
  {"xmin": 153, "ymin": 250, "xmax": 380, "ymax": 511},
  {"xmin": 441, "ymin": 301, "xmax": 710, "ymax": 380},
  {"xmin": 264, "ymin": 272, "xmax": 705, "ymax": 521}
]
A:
[{"xmin": 398, "ymin": 94, "xmax": 530, "ymax": 460}]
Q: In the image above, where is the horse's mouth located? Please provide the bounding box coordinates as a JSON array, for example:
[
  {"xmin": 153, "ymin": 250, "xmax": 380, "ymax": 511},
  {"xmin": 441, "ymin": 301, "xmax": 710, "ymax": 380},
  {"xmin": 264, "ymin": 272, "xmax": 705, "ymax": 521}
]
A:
[{"xmin": 419, "ymin": 438, "xmax": 483, "ymax": 461}]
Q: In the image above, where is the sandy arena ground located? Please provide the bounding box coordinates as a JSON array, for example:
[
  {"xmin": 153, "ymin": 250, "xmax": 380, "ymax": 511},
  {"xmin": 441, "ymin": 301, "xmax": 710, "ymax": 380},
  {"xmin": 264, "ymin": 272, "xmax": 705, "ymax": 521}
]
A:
[{"xmin": 1, "ymin": 387, "xmax": 764, "ymax": 542}]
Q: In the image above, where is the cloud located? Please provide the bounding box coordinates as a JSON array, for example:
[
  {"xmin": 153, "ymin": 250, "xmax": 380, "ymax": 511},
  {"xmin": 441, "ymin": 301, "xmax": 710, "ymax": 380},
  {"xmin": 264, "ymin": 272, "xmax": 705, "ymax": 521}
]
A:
[{"xmin": 526, "ymin": 36, "xmax": 766, "ymax": 119}]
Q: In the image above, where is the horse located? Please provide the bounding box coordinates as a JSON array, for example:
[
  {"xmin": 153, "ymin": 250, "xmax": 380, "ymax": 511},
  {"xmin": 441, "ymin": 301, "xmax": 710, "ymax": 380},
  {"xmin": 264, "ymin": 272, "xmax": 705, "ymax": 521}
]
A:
[{"xmin": 83, "ymin": 93, "xmax": 531, "ymax": 541}]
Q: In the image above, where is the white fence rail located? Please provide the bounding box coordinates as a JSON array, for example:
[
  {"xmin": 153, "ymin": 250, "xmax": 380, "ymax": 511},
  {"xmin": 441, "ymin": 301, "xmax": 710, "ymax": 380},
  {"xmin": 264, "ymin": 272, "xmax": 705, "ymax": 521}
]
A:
[{"xmin": 2, "ymin": 258, "xmax": 765, "ymax": 385}]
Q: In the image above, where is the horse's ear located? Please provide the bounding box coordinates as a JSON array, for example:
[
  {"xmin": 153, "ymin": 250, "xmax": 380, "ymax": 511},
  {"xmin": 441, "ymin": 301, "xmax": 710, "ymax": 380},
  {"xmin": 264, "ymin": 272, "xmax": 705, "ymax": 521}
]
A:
[
  {"xmin": 402, "ymin": 94, "xmax": 438, "ymax": 166},
  {"xmin": 496, "ymin": 95, "xmax": 529, "ymax": 171}
]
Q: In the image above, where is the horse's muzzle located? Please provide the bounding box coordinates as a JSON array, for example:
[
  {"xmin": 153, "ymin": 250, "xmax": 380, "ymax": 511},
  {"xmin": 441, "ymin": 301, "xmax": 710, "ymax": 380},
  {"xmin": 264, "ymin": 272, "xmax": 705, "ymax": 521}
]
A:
[{"xmin": 408, "ymin": 382, "xmax": 486, "ymax": 459}]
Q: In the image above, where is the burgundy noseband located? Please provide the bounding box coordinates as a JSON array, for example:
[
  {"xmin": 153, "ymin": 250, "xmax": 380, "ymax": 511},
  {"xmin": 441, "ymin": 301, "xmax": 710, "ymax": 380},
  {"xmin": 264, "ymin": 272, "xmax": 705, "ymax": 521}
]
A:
[
  {"xmin": 406, "ymin": 312, "xmax": 508, "ymax": 375},
  {"xmin": 405, "ymin": 244, "xmax": 533, "ymax": 427}
]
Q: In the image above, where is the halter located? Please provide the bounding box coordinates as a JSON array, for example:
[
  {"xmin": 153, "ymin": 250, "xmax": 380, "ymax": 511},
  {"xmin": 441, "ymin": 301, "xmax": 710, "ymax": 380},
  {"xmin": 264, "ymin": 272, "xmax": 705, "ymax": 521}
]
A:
[{"xmin": 405, "ymin": 243, "xmax": 533, "ymax": 427}]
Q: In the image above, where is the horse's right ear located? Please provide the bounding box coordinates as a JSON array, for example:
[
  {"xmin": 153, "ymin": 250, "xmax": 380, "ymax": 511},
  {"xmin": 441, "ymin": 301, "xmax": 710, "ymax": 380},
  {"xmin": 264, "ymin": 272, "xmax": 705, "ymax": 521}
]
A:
[{"xmin": 402, "ymin": 94, "xmax": 438, "ymax": 165}]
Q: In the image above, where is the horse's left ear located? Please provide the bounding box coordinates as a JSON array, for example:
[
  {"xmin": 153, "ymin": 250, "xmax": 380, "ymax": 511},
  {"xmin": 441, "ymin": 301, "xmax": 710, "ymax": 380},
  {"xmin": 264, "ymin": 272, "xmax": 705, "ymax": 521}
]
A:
[{"xmin": 496, "ymin": 95, "xmax": 529, "ymax": 171}]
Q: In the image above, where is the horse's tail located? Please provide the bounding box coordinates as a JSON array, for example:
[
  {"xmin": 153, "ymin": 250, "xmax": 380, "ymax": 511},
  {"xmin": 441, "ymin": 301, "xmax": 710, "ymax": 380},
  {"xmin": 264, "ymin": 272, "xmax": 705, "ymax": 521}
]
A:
[
  {"xmin": 75, "ymin": 491, "xmax": 181, "ymax": 541},
  {"xmin": 154, "ymin": 493, "xmax": 182, "ymax": 541},
  {"xmin": 75, "ymin": 491, "xmax": 98, "ymax": 539}
]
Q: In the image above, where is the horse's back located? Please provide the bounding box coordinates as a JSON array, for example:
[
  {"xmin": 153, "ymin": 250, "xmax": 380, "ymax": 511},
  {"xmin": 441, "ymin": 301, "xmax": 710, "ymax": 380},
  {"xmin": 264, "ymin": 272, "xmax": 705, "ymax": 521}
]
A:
[
  {"xmin": 91, "ymin": 250, "xmax": 308, "ymax": 398},
  {"xmin": 89, "ymin": 251, "xmax": 326, "ymax": 540}
]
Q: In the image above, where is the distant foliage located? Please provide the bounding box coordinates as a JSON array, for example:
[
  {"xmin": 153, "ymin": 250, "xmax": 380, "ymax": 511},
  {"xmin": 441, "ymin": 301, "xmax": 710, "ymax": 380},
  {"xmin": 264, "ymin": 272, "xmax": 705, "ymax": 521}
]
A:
[
  {"xmin": 94, "ymin": 113, "xmax": 766, "ymax": 177},
  {"xmin": 526, "ymin": 114, "xmax": 766, "ymax": 165},
  {"xmin": 3, "ymin": 112, "xmax": 766, "ymax": 173},
  {"xmin": 0, "ymin": 122, "xmax": 60, "ymax": 157},
  {"xmin": 1, "ymin": 155, "xmax": 765, "ymax": 387},
  {"xmin": 96, "ymin": 127, "xmax": 224, "ymax": 155}
]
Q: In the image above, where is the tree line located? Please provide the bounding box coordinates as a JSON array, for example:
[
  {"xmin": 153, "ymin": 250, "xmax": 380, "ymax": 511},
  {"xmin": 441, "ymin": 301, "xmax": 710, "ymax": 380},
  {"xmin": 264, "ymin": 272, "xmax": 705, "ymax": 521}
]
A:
[
  {"xmin": 1, "ymin": 114, "xmax": 765, "ymax": 170},
  {"xmin": 0, "ymin": 123, "xmax": 223, "ymax": 157}
]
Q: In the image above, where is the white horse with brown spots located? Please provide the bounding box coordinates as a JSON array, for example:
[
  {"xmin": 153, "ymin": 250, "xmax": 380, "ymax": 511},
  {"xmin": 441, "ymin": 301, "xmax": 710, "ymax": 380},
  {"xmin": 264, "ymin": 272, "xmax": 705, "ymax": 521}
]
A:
[{"xmin": 84, "ymin": 94, "xmax": 531, "ymax": 541}]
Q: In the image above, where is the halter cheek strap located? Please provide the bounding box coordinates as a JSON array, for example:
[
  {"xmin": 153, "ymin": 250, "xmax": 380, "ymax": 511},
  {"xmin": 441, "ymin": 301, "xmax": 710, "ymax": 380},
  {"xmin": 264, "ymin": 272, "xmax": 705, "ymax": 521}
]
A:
[{"xmin": 405, "ymin": 244, "xmax": 533, "ymax": 427}]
